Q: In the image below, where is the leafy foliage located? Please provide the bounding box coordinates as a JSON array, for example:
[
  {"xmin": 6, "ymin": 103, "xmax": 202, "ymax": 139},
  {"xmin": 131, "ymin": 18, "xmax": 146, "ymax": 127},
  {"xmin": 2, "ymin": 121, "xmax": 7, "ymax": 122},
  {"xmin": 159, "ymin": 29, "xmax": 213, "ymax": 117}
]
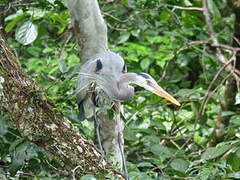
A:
[{"xmin": 1, "ymin": 0, "xmax": 240, "ymax": 179}]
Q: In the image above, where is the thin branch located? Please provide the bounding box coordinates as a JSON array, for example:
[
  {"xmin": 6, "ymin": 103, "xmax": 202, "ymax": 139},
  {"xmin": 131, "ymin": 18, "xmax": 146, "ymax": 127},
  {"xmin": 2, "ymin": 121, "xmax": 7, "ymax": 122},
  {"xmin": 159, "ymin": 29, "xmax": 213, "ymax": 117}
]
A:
[
  {"xmin": 234, "ymin": 36, "xmax": 240, "ymax": 47},
  {"xmin": 58, "ymin": 34, "xmax": 72, "ymax": 59},
  {"xmin": 212, "ymin": 44, "xmax": 240, "ymax": 52},
  {"xmin": 106, "ymin": 22, "xmax": 127, "ymax": 32},
  {"xmin": 173, "ymin": 6, "xmax": 204, "ymax": 11},
  {"xmin": 165, "ymin": 138, "xmax": 191, "ymax": 167},
  {"xmin": 177, "ymin": 40, "xmax": 240, "ymax": 54},
  {"xmin": 72, "ymin": 165, "xmax": 83, "ymax": 180},
  {"xmin": 102, "ymin": 12, "xmax": 132, "ymax": 23}
]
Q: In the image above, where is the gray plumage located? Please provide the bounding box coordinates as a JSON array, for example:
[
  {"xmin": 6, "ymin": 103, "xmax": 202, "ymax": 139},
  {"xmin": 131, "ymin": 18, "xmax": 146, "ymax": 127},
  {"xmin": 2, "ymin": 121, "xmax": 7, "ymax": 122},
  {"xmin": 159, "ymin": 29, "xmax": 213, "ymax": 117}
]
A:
[
  {"xmin": 76, "ymin": 50, "xmax": 129, "ymax": 121},
  {"xmin": 76, "ymin": 50, "xmax": 180, "ymax": 121}
]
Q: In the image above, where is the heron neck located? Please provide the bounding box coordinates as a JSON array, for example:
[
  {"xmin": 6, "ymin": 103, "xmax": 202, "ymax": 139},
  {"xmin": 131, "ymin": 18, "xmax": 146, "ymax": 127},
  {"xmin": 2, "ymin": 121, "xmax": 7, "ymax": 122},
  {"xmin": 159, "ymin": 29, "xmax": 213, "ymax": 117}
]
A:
[
  {"xmin": 119, "ymin": 73, "xmax": 138, "ymax": 85},
  {"xmin": 105, "ymin": 73, "xmax": 136, "ymax": 101}
]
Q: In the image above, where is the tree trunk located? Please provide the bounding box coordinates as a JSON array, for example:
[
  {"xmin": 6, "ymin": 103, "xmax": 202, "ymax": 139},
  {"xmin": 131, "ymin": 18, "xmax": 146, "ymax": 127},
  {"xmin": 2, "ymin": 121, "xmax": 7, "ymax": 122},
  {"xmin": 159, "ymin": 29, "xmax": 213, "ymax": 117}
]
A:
[
  {"xmin": 67, "ymin": 0, "xmax": 126, "ymax": 170},
  {"xmin": 0, "ymin": 34, "xmax": 123, "ymax": 178},
  {"xmin": 208, "ymin": 4, "xmax": 240, "ymax": 146},
  {"xmin": 67, "ymin": 0, "xmax": 108, "ymax": 63}
]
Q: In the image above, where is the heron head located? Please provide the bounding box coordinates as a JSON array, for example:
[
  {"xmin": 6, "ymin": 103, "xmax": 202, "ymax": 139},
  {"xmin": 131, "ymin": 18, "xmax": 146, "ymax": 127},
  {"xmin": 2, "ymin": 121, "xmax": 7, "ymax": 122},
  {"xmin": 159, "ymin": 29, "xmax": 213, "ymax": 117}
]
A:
[{"xmin": 133, "ymin": 73, "xmax": 180, "ymax": 106}]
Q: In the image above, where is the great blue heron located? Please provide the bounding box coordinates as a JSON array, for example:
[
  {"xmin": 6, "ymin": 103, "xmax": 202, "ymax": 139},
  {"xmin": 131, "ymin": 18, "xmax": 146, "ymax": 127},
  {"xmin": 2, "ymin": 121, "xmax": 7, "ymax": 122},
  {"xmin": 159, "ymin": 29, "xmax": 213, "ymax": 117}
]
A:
[
  {"xmin": 76, "ymin": 51, "xmax": 180, "ymax": 120},
  {"xmin": 76, "ymin": 50, "xmax": 180, "ymax": 178}
]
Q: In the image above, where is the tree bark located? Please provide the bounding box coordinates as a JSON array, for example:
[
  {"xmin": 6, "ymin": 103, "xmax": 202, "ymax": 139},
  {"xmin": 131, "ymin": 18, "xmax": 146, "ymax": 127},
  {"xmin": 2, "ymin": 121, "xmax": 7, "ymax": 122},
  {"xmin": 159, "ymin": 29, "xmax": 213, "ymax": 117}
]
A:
[
  {"xmin": 67, "ymin": 0, "xmax": 108, "ymax": 63},
  {"xmin": 208, "ymin": 3, "xmax": 240, "ymax": 146},
  {"xmin": 0, "ymin": 34, "xmax": 123, "ymax": 178},
  {"xmin": 67, "ymin": 0, "xmax": 126, "ymax": 170}
]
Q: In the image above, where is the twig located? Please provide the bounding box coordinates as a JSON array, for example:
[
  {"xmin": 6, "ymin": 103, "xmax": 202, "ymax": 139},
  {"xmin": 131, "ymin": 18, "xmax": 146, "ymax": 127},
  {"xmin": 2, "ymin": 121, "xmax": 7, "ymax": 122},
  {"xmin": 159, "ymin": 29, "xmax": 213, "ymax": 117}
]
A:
[
  {"xmin": 234, "ymin": 36, "xmax": 240, "ymax": 47},
  {"xmin": 176, "ymin": 40, "xmax": 211, "ymax": 55},
  {"xmin": 177, "ymin": 40, "xmax": 240, "ymax": 55},
  {"xmin": 72, "ymin": 165, "xmax": 82, "ymax": 180},
  {"xmin": 170, "ymin": 139, "xmax": 181, "ymax": 150},
  {"xmin": 165, "ymin": 138, "xmax": 191, "ymax": 167},
  {"xmin": 212, "ymin": 72, "xmax": 232, "ymax": 97},
  {"xmin": 173, "ymin": 6, "xmax": 204, "ymax": 11},
  {"xmin": 99, "ymin": 0, "xmax": 116, "ymax": 5},
  {"xmin": 58, "ymin": 33, "xmax": 72, "ymax": 59},
  {"xmin": 161, "ymin": 136, "xmax": 191, "ymax": 140},
  {"xmin": 102, "ymin": 12, "xmax": 132, "ymax": 23},
  {"xmin": 126, "ymin": 111, "xmax": 139, "ymax": 126},
  {"xmin": 106, "ymin": 22, "xmax": 127, "ymax": 32},
  {"xmin": 212, "ymin": 44, "xmax": 240, "ymax": 52}
]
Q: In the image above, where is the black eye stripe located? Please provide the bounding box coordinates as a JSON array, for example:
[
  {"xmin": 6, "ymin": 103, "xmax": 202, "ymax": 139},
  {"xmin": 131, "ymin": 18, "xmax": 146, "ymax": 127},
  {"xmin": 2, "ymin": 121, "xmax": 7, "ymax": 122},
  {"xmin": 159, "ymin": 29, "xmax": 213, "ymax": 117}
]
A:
[
  {"xmin": 136, "ymin": 72, "xmax": 151, "ymax": 79},
  {"xmin": 95, "ymin": 59, "xmax": 102, "ymax": 72}
]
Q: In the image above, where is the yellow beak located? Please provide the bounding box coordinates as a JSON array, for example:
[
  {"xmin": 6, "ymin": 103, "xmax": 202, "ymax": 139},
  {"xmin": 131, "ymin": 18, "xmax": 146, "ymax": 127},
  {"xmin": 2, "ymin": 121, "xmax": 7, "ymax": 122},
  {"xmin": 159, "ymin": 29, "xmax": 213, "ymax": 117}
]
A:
[{"xmin": 152, "ymin": 84, "xmax": 180, "ymax": 106}]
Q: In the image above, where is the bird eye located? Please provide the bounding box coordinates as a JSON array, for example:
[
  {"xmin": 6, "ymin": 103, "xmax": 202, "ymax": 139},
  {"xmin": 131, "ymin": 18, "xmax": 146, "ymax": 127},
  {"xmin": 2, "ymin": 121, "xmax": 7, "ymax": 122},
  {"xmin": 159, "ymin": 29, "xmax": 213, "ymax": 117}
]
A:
[{"xmin": 147, "ymin": 80, "xmax": 153, "ymax": 86}]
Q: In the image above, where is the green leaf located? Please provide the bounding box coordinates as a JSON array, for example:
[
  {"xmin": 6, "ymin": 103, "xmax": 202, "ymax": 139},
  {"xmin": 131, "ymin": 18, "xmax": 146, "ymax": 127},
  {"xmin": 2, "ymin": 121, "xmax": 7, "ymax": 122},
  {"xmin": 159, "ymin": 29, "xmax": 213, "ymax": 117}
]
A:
[
  {"xmin": 9, "ymin": 139, "xmax": 25, "ymax": 153},
  {"xmin": 155, "ymin": 53, "xmax": 174, "ymax": 68},
  {"xmin": 160, "ymin": 10, "xmax": 170, "ymax": 21},
  {"xmin": 228, "ymin": 172, "xmax": 240, "ymax": 179},
  {"xmin": 147, "ymin": 36, "xmax": 170, "ymax": 44},
  {"xmin": 67, "ymin": 54, "xmax": 80, "ymax": 64},
  {"xmin": 201, "ymin": 144, "xmax": 231, "ymax": 160},
  {"xmin": 150, "ymin": 143, "xmax": 174, "ymax": 158},
  {"xmin": 10, "ymin": 141, "xmax": 38, "ymax": 174},
  {"xmin": 43, "ymin": 47, "xmax": 54, "ymax": 54},
  {"xmin": 27, "ymin": 8, "xmax": 46, "ymax": 19},
  {"xmin": 131, "ymin": 29, "xmax": 140, "ymax": 37},
  {"xmin": 58, "ymin": 60, "xmax": 67, "ymax": 73},
  {"xmin": 15, "ymin": 21, "xmax": 38, "ymax": 45},
  {"xmin": 26, "ymin": 47, "xmax": 41, "ymax": 57},
  {"xmin": 5, "ymin": 20, "xmax": 18, "ymax": 32},
  {"xmin": 158, "ymin": 177, "xmax": 171, "ymax": 180},
  {"xmin": 124, "ymin": 129, "xmax": 139, "ymax": 141},
  {"xmin": 80, "ymin": 175, "xmax": 96, "ymax": 180},
  {"xmin": 208, "ymin": 0, "xmax": 221, "ymax": 18},
  {"xmin": 184, "ymin": 0, "xmax": 192, "ymax": 6},
  {"xmin": 46, "ymin": 0, "xmax": 55, "ymax": 3},
  {"xmin": 235, "ymin": 92, "xmax": 240, "ymax": 105},
  {"xmin": 140, "ymin": 58, "xmax": 150, "ymax": 70},
  {"xmin": 4, "ymin": 10, "xmax": 24, "ymax": 21},
  {"xmin": 117, "ymin": 32, "xmax": 130, "ymax": 44},
  {"xmin": 222, "ymin": 111, "xmax": 235, "ymax": 117},
  {"xmin": 129, "ymin": 172, "xmax": 154, "ymax": 180},
  {"xmin": 0, "ymin": 113, "xmax": 11, "ymax": 135},
  {"xmin": 178, "ymin": 109, "xmax": 194, "ymax": 120},
  {"xmin": 199, "ymin": 168, "xmax": 212, "ymax": 180},
  {"xmin": 4, "ymin": 14, "xmax": 26, "ymax": 33},
  {"xmin": 137, "ymin": 162, "xmax": 153, "ymax": 168},
  {"xmin": 170, "ymin": 158, "xmax": 189, "ymax": 173}
]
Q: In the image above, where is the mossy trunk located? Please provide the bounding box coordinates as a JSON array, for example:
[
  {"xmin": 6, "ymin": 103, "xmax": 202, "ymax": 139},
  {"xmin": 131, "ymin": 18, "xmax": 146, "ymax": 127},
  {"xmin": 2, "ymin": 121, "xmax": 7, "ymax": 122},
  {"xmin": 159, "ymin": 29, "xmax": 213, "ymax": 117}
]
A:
[{"xmin": 0, "ymin": 34, "xmax": 123, "ymax": 178}]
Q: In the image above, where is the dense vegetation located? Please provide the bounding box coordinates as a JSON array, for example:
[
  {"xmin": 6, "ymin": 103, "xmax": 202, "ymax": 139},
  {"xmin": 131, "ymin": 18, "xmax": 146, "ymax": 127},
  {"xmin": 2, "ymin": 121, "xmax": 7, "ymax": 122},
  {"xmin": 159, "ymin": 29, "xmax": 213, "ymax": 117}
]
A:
[{"xmin": 1, "ymin": 0, "xmax": 240, "ymax": 179}]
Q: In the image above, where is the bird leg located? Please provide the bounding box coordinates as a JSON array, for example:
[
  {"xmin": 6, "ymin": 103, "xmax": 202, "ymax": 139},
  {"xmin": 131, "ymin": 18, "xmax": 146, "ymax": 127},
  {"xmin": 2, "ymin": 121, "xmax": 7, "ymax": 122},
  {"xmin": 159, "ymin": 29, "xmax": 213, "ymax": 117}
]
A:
[
  {"xmin": 115, "ymin": 102, "xmax": 130, "ymax": 180},
  {"xmin": 117, "ymin": 131, "xmax": 129, "ymax": 180},
  {"xmin": 94, "ymin": 107, "xmax": 105, "ymax": 158}
]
